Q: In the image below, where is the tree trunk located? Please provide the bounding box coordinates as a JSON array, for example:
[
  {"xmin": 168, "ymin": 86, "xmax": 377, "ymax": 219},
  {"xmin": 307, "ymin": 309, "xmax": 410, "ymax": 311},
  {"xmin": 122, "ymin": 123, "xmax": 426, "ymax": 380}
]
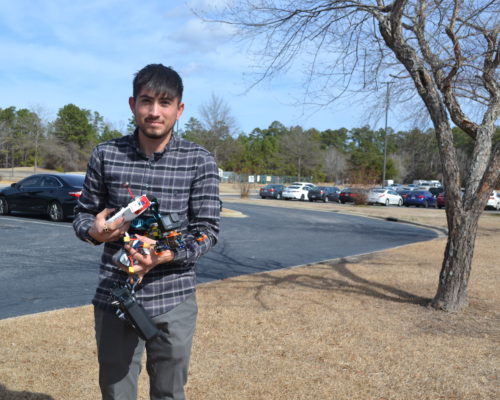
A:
[{"xmin": 431, "ymin": 210, "xmax": 480, "ymax": 311}]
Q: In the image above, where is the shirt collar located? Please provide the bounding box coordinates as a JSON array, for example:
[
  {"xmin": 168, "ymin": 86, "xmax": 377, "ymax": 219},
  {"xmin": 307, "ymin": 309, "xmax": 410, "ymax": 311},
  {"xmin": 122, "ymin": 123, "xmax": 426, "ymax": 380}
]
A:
[{"xmin": 132, "ymin": 129, "xmax": 180, "ymax": 160}]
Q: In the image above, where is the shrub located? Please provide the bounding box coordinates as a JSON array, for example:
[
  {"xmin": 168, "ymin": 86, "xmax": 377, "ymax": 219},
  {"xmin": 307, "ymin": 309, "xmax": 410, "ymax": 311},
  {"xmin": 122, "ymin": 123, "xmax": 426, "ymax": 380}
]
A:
[{"xmin": 353, "ymin": 190, "xmax": 368, "ymax": 205}]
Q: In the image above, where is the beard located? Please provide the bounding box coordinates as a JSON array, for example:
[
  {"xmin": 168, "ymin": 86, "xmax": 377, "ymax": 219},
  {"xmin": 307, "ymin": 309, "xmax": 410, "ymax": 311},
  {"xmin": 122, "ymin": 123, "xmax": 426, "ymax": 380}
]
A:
[{"xmin": 138, "ymin": 119, "xmax": 175, "ymax": 140}]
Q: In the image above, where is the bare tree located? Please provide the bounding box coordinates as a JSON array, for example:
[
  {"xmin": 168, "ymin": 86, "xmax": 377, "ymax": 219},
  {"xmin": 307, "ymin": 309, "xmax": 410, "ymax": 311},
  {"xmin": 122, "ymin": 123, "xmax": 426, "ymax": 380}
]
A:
[
  {"xmin": 197, "ymin": 93, "xmax": 240, "ymax": 165},
  {"xmin": 201, "ymin": 0, "xmax": 499, "ymax": 312},
  {"xmin": 324, "ymin": 146, "xmax": 348, "ymax": 183}
]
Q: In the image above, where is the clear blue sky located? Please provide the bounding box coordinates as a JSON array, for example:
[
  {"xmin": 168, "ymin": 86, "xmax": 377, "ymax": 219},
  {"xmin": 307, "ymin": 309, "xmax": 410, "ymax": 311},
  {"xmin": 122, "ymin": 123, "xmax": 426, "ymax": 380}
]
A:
[{"xmin": 0, "ymin": 0, "xmax": 384, "ymax": 135}]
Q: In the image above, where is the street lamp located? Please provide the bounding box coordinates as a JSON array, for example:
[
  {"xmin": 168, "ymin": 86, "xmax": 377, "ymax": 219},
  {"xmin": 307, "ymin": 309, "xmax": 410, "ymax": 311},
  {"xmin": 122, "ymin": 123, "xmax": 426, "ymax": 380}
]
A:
[{"xmin": 382, "ymin": 82, "xmax": 390, "ymax": 186}]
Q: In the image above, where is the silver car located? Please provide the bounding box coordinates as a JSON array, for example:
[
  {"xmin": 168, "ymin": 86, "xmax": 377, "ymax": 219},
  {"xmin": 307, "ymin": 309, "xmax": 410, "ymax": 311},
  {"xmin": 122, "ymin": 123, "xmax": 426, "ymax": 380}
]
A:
[{"xmin": 367, "ymin": 188, "xmax": 403, "ymax": 206}]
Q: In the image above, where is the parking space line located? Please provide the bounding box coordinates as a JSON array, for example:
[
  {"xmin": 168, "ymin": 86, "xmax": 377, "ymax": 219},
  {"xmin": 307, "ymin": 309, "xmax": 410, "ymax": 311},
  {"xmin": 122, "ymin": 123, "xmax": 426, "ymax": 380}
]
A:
[{"xmin": 0, "ymin": 216, "xmax": 72, "ymax": 228}]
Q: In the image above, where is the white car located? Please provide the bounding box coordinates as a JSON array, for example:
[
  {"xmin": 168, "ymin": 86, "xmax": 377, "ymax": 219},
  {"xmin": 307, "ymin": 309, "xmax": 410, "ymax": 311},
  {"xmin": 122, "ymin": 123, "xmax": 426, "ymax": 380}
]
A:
[
  {"xmin": 367, "ymin": 188, "xmax": 403, "ymax": 206},
  {"xmin": 291, "ymin": 181, "xmax": 315, "ymax": 187},
  {"xmin": 282, "ymin": 183, "xmax": 314, "ymax": 201},
  {"xmin": 486, "ymin": 190, "xmax": 500, "ymax": 210}
]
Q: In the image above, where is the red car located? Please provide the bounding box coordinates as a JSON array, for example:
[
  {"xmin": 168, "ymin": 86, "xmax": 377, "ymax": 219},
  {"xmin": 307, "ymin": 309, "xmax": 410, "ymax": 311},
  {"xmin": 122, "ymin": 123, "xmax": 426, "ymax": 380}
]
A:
[
  {"xmin": 437, "ymin": 190, "xmax": 465, "ymax": 209},
  {"xmin": 437, "ymin": 192, "xmax": 446, "ymax": 208}
]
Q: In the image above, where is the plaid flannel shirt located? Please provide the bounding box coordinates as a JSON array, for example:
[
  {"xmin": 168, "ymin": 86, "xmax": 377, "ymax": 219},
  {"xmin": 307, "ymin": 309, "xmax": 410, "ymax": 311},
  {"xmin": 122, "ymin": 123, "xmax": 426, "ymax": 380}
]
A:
[{"xmin": 73, "ymin": 132, "xmax": 220, "ymax": 317}]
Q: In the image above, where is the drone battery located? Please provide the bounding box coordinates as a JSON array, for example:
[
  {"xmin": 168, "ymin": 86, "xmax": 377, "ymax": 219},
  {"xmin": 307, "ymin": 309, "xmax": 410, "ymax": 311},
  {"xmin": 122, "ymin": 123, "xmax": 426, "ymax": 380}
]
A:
[
  {"xmin": 107, "ymin": 195, "xmax": 151, "ymax": 224},
  {"xmin": 112, "ymin": 249, "xmax": 131, "ymax": 267}
]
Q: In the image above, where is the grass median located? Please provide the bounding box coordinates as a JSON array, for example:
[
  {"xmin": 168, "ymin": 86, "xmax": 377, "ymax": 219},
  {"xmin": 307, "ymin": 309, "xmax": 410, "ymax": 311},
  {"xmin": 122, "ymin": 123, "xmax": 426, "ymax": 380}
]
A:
[{"xmin": 0, "ymin": 199, "xmax": 498, "ymax": 400}]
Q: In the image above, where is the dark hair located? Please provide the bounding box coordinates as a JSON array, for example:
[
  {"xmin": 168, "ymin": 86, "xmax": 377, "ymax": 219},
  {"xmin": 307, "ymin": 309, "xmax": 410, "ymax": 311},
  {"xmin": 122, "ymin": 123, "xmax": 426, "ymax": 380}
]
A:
[{"xmin": 132, "ymin": 64, "xmax": 184, "ymax": 101}]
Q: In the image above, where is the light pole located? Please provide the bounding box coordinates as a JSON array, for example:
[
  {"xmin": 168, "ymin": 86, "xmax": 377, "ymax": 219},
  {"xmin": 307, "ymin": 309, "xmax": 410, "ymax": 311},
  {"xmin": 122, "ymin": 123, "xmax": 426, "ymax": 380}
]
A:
[{"xmin": 382, "ymin": 82, "xmax": 390, "ymax": 186}]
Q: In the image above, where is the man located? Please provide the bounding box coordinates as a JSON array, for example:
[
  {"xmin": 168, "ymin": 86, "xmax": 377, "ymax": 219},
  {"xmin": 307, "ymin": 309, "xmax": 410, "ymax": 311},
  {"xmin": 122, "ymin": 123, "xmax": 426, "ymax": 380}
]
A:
[{"xmin": 73, "ymin": 64, "xmax": 220, "ymax": 400}]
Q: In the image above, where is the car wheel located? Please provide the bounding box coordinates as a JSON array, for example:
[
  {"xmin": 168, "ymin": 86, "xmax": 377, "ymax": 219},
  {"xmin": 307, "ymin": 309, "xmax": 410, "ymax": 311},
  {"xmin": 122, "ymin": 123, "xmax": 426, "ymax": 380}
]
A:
[
  {"xmin": 261, "ymin": 196, "xmax": 266, "ymax": 199},
  {"xmin": 385, "ymin": 199, "xmax": 390, "ymax": 206},
  {"xmin": 48, "ymin": 201, "xmax": 64, "ymax": 222},
  {"xmin": 0, "ymin": 197, "xmax": 9, "ymax": 215},
  {"xmin": 398, "ymin": 199, "xmax": 403, "ymax": 207}
]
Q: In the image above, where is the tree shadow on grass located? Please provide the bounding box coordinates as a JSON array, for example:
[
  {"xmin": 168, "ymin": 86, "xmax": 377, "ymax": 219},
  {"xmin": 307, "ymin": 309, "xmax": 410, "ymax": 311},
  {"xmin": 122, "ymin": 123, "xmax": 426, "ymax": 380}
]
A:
[
  {"xmin": 0, "ymin": 384, "xmax": 54, "ymax": 400},
  {"xmin": 250, "ymin": 256, "xmax": 431, "ymax": 310}
]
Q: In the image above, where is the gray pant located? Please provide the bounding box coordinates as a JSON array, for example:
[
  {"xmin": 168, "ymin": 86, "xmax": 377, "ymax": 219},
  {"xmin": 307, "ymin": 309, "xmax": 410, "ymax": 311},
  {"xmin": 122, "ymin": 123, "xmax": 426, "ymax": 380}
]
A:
[{"xmin": 94, "ymin": 293, "xmax": 198, "ymax": 400}]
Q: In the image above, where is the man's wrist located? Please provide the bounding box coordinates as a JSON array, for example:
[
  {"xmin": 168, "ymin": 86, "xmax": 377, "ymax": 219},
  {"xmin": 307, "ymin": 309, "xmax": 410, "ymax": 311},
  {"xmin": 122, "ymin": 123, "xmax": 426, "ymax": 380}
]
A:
[{"xmin": 83, "ymin": 227, "xmax": 102, "ymax": 246}]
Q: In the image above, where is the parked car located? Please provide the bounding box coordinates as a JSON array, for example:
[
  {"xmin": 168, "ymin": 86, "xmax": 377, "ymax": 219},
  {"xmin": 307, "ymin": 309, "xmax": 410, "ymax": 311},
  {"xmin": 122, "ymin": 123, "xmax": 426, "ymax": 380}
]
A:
[
  {"xmin": 291, "ymin": 181, "xmax": 315, "ymax": 188},
  {"xmin": 339, "ymin": 188, "xmax": 366, "ymax": 204},
  {"xmin": 308, "ymin": 186, "xmax": 341, "ymax": 203},
  {"xmin": 367, "ymin": 188, "xmax": 403, "ymax": 206},
  {"xmin": 0, "ymin": 173, "xmax": 85, "ymax": 221},
  {"xmin": 436, "ymin": 192, "xmax": 446, "ymax": 209},
  {"xmin": 282, "ymin": 183, "xmax": 314, "ymax": 201},
  {"xmin": 389, "ymin": 183, "xmax": 403, "ymax": 190},
  {"xmin": 485, "ymin": 190, "xmax": 500, "ymax": 211},
  {"xmin": 404, "ymin": 190, "xmax": 437, "ymax": 208},
  {"xmin": 259, "ymin": 184, "xmax": 285, "ymax": 199},
  {"xmin": 397, "ymin": 189, "xmax": 413, "ymax": 204},
  {"xmin": 436, "ymin": 190, "xmax": 466, "ymax": 209},
  {"xmin": 428, "ymin": 186, "xmax": 444, "ymax": 197}
]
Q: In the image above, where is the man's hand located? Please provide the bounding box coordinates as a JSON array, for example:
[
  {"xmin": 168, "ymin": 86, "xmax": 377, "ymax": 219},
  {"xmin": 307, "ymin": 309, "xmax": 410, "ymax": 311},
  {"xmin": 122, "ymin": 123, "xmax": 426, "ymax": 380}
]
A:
[
  {"xmin": 88, "ymin": 208, "xmax": 130, "ymax": 243},
  {"xmin": 123, "ymin": 234, "xmax": 174, "ymax": 280}
]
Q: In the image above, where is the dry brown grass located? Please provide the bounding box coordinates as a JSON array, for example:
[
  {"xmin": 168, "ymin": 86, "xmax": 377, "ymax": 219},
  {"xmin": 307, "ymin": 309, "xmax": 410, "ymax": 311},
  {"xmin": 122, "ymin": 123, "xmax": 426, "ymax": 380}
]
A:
[{"xmin": 0, "ymin": 199, "xmax": 498, "ymax": 400}]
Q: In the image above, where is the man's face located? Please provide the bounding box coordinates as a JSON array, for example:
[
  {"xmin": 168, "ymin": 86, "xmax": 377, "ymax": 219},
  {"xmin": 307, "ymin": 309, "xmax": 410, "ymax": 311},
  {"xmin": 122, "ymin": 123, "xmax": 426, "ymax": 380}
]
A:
[{"xmin": 129, "ymin": 89, "xmax": 184, "ymax": 140}]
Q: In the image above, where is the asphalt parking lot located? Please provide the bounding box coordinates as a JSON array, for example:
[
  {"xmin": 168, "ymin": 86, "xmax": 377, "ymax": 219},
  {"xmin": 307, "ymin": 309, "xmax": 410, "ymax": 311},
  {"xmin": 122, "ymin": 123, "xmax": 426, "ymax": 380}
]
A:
[{"xmin": 0, "ymin": 202, "xmax": 438, "ymax": 319}]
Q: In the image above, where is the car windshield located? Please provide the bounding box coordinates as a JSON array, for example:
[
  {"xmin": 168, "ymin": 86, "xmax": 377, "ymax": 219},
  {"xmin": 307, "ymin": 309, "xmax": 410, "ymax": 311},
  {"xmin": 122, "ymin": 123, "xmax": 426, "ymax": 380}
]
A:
[{"xmin": 372, "ymin": 189, "xmax": 385, "ymax": 193}]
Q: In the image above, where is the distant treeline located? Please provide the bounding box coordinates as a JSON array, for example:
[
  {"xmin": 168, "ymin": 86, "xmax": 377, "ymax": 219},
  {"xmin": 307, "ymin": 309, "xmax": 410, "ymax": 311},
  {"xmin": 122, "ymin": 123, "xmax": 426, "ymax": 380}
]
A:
[{"xmin": 1, "ymin": 104, "xmax": 498, "ymax": 185}]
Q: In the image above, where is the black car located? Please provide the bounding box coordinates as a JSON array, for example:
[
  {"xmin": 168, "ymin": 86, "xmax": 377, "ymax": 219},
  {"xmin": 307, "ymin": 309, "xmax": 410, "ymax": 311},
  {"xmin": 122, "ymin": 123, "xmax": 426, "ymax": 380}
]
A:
[
  {"xmin": 259, "ymin": 184, "xmax": 285, "ymax": 199},
  {"xmin": 308, "ymin": 186, "xmax": 341, "ymax": 203},
  {"xmin": 429, "ymin": 186, "xmax": 444, "ymax": 197},
  {"xmin": 0, "ymin": 173, "xmax": 85, "ymax": 221},
  {"xmin": 339, "ymin": 187, "xmax": 366, "ymax": 204}
]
